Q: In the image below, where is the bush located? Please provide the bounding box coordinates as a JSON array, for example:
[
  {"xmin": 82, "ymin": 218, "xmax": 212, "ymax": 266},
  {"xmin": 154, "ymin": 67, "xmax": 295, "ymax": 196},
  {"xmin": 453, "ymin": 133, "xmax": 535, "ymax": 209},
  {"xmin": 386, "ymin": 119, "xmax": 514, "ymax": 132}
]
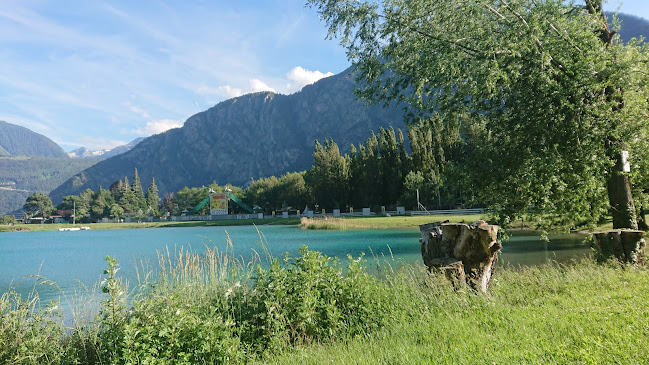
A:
[
  {"xmin": 0, "ymin": 291, "xmax": 67, "ymax": 364},
  {"xmin": 246, "ymin": 246, "xmax": 388, "ymax": 351}
]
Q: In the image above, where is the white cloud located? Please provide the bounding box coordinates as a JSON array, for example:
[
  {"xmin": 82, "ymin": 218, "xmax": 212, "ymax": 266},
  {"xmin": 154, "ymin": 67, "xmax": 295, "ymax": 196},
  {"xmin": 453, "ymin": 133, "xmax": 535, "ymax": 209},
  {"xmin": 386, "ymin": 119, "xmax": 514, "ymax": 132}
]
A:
[
  {"xmin": 219, "ymin": 85, "xmax": 243, "ymax": 98},
  {"xmin": 285, "ymin": 66, "xmax": 333, "ymax": 93},
  {"xmin": 124, "ymin": 101, "xmax": 151, "ymax": 119},
  {"xmin": 132, "ymin": 119, "xmax": 183, "ymax": 136},
  {"xmin": 249, "ymin": 78, "xmax": 276, "ymax": 93},
  {"xmin": 196, "ymin": 85, "xmax": 242, "ymax": 99}
]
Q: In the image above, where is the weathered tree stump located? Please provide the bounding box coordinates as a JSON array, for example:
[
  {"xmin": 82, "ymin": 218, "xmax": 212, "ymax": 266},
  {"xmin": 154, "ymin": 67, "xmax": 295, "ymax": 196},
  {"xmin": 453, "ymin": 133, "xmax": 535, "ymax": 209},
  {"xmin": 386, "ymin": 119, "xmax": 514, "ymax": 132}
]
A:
[
  {"xmin": 420, "ymin": 221, "xmax": 502, "ymax": 293},
  {"xmin": 591, "ymin": 230, "xmax": 646, "ymax": 264}
]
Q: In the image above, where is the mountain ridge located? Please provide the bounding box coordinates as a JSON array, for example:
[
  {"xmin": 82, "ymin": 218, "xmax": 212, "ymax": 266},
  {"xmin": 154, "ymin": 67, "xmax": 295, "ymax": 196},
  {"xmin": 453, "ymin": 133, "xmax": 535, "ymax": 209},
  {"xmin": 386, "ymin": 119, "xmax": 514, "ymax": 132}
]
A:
[
  {"xmin": 49, "ymin": 67, "xmax": 407, "ymax": 203},
  {"xmin": 0, "ymin": 121, "xmax": 68, "ymax": 158}
]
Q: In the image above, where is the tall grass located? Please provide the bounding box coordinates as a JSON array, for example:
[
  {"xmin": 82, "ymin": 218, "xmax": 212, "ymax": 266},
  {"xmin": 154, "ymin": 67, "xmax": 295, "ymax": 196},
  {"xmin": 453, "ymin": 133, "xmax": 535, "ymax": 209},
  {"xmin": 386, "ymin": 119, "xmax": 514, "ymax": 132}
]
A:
[{"xmin": 1, "ymin": 238, "xmax": 648, "ymax": 364}]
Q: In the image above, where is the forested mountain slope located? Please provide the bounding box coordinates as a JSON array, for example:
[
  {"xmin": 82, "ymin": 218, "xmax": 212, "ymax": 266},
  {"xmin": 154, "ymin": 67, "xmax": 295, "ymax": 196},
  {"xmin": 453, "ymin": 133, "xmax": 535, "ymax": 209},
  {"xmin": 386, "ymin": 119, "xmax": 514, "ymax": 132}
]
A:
[
  {"xmin": 50, "ymin": 67, "xmax": 406, "ymax": 203},
  {"xmin": 0, "ymin": 121, "xmax": 67, "ymax": 158}
]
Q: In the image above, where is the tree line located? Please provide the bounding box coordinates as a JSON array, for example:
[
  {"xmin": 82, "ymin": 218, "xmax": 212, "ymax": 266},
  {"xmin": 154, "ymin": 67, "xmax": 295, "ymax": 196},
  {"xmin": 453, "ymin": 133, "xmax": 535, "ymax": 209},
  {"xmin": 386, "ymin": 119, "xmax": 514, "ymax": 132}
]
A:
[
  {"xmin": 17, "ymin": 120, "xmax": 458, "ymax": 222},
  {"xmin": 247, "ymin": 122, "xmax": 464, "ymax": 213}
]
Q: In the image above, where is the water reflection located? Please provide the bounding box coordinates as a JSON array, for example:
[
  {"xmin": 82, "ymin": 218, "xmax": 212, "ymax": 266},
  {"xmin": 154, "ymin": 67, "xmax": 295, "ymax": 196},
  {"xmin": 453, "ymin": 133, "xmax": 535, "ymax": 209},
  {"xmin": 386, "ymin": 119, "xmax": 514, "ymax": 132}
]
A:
[{"xmin": 499, "ymin": 230, "xmax": 592, "ymax": 267}]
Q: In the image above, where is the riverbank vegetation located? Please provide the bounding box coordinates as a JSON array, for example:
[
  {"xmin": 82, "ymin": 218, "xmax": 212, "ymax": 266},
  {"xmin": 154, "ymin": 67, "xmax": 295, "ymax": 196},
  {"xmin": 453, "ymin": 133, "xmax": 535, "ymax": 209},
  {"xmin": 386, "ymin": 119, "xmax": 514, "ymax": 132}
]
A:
[
  {"xmin": 1, "ymin": 245, "xmax": 647, "ymax": 364},
  {"xmin": 299, "ymin": 215, "xmax": 486, "ymax": 230}
]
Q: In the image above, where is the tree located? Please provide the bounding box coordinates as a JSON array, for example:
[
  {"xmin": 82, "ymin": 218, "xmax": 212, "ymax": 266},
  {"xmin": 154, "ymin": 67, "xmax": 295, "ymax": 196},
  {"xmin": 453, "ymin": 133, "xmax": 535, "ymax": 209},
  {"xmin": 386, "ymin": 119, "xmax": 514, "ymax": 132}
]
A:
[
  {"xmin": 307, "ymin": 0, "xmax": 649, "ymax": 229},
  {"xmin": 145, "ymin": 178, "xmax": 160, "ymax": 217},
  {"xmin": 23, "ymin": 192, "xmax": 55, "ymax": 218},
  {"xmin": 306, "ymin": 139, "xmax": 350, "ymax": 210},
  {"xmin": 90, "ymin": 188, "xmax": 114, "ymax": 221},
  {"xmin": 110, "ymin": 204, "xmax": 124, "ymax": 221},
  {"xmin": 118, "ymin": 177, "xmax": 135, "ymax": 213},
  {"xmin": 131, "ymin": 168, "xmax": 147, "ymax": 211},
  {"xmin": 162, "ymin": 192, "xmax": 175, "ymax": 215},
  {"xmin": 0, "ymin": 215, "xmax": 17, "ymax": 225}
]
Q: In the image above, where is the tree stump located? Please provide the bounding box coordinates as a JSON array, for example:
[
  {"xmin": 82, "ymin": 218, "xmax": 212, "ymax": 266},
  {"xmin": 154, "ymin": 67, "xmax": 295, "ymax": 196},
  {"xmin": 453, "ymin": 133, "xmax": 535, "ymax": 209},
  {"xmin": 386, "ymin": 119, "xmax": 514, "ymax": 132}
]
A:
[
  {"xmin": 420, "ymin": 221, "xmax": 501, "ymax": 293},
  {"xmin": 591, "ymin": 230, "xmax": 646, "ymax": 264}
]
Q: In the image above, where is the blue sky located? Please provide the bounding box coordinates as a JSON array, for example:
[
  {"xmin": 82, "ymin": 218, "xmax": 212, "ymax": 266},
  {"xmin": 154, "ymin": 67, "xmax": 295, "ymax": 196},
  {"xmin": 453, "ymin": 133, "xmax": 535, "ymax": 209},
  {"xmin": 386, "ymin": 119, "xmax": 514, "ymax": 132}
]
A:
[{"xmin": 0, "ymin": 1, "xmax": 647, "ymax": 152}]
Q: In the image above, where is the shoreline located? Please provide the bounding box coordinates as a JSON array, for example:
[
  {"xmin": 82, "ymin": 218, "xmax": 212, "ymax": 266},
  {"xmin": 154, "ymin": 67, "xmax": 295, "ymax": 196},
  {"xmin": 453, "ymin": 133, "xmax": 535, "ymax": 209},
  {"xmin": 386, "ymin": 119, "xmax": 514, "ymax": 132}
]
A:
[
  {"xmin": 1, "ymin": 213, "xmax": 615, "ymax": 233},
  {"xmin": 0, "ymin": 218, "xmax": 301, "ymax": 233}
]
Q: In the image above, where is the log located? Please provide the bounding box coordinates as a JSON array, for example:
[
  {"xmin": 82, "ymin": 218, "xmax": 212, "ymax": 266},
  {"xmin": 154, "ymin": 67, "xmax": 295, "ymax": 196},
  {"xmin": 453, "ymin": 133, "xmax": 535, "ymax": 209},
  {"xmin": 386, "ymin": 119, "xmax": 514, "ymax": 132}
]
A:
[{"xmin": 420, "ymin": 221, "xmax": 501, "ymax": 293}]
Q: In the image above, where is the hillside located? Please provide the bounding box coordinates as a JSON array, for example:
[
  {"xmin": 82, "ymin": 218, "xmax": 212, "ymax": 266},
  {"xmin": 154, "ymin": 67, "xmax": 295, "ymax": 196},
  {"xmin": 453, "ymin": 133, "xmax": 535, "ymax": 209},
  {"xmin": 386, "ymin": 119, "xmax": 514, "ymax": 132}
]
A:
[
  {"xmin": 0, "ymin": 157, "xmax": 99, "ymax": 215},
  {"xmin": 0, "ymin": 121, "xmax": 68, "ymax": 158},
  {"xmin": 50, "ymin": 67, "xmax": 406, "ymax": 203},
  {"xmin": 617, "ymin": 13, "xmax": 649, "ymax": 43}
]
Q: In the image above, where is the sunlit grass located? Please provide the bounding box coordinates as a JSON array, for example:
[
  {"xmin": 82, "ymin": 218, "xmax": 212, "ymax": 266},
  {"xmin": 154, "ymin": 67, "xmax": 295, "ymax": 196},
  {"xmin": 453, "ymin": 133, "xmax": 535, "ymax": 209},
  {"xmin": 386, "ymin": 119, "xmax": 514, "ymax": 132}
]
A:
[{"xmin": 300, "ymin": 214, "xmax": 486, "ymax": 230}]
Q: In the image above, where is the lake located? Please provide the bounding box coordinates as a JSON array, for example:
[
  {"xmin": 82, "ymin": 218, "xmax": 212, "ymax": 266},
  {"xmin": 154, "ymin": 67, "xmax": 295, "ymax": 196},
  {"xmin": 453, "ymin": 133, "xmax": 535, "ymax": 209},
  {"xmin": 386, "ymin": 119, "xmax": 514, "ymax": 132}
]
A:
[{"xmin": 0, "ymin": 225, "xmax": 591, "ymax": 306}]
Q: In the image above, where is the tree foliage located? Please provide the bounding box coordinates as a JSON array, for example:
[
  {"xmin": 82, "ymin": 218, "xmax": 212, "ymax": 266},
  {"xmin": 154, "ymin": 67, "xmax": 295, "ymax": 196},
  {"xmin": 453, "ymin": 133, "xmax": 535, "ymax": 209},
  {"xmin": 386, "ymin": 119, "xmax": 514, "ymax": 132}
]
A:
[
  {"xmin": 307, "ymin": 0, "xmax": 649, "ymax": 228},
  {"xmin": 23, "ymin": 192, "xmax": 55, "ymax": 218}
]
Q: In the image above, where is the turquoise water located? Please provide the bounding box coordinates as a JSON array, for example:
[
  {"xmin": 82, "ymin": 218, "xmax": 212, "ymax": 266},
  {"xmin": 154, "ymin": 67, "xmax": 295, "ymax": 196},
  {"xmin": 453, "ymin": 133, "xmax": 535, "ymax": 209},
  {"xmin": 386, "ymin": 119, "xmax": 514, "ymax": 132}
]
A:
[{"xmin": 0, "ymin": 225, "xmax": 591, "ymax": 306}]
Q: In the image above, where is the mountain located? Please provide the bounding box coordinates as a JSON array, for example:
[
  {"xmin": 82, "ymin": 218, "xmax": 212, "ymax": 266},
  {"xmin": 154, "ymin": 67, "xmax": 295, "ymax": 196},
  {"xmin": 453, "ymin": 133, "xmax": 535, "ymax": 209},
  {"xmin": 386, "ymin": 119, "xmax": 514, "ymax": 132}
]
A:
[
  {"xmin": 50, "ymin": 67, "xmax": 406, "ymax": 203},
  {"xmin": 0, "ymin": 121, "xmax": 68, "ymax": 158},
  {"xmin": 0, "ymin": 157, "xmax": 99, "ymax": 215},
  {"xmin": 617, "ymin": 13, "xmax": 649, "ymax": 43},
  {"xmin": 68, "ymin": 138, "xmax": 145, "ymax": 159}
]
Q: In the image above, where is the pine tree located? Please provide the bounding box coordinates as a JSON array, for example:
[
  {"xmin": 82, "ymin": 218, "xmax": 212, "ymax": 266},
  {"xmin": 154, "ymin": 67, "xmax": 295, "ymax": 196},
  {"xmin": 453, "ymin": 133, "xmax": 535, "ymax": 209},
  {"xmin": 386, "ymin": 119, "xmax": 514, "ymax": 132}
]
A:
[
  {"xmin": 132, "ymin": 168, "xmax": 147, "ymax": 211},
  {"xmin": 118, "ymin": 176, "xmax": 134, "ymax": 213},
  {"xmin": 145, "ymin": 177, "xmax": 160, "ymax": 217}
]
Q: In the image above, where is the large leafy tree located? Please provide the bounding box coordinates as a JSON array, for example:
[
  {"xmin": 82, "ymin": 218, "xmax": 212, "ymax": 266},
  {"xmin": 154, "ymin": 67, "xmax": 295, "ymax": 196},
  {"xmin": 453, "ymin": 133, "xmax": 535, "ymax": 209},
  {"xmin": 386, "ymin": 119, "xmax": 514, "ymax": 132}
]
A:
[
  {"xmin": 23, "ymin": 192, "xmax": 55, "ymax": 218},
  {"xmin": 308, "ymin": 0, "xmax": 649, "ymax": 228}
]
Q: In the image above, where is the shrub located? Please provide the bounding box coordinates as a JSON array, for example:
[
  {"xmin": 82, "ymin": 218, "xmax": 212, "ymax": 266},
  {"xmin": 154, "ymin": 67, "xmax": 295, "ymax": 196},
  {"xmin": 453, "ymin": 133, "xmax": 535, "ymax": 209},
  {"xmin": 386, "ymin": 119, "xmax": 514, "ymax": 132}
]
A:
[
  {"xmin": 246, "ymin": 246, "xmax": 388, "ymax": 351},
  {"xmin": 0, "ymin": 291, "xmax": 67, "ymax": 364}
]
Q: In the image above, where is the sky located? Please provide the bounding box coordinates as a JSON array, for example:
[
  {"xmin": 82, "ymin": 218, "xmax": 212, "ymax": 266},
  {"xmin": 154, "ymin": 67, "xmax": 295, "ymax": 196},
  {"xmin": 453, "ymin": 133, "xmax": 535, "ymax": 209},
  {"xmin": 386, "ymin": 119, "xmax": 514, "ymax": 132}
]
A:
[{"xmin": 0, "ymin": 1, "xmax": 647, "ymax": 152}]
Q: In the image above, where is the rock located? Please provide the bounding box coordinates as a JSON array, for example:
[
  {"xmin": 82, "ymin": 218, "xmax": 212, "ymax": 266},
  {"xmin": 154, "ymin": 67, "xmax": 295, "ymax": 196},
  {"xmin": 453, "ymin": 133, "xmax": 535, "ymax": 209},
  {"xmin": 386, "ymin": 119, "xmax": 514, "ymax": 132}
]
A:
[
  {"xmin": 420, "ymin": 222, "xmax": 501, "ymax": 293},
  {"xmin": 591, "ymin": 230, "xmax": 646, "ymax": 263}
]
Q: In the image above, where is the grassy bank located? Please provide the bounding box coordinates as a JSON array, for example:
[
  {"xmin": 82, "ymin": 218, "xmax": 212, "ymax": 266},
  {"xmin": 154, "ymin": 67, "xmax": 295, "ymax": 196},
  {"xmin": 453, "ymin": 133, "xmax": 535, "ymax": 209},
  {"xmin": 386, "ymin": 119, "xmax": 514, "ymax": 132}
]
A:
[
  {"xmin": 299, "ymin": 214, "xmax": 487, "ymax": 230},
  {"xmin": 0, "ymin": 218, "xmax": 300, "ymax": 233},
  {"xmin": 2, "ymin": 243, "xmax": 647, "ymax": 364}
]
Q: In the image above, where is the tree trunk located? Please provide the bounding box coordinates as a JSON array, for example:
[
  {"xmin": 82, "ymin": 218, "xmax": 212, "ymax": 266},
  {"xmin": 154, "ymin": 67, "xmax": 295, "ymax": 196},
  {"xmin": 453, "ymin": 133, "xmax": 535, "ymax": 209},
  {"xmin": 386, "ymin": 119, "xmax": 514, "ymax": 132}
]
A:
[{"xmin": 607, "ymin": 148, "xmax": 638, "ymax": 230}]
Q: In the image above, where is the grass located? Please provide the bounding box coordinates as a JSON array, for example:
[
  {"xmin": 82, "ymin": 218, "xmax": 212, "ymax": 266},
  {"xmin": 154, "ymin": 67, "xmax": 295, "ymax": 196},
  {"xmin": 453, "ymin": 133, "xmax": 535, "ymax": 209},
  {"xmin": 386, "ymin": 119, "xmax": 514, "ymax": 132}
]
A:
[
  {"xmin": 299, "ymin": 214, "xmax": 487, "ymax": 230},
  {"xmin": 2, "ymin": 235, "xmax": 648, "ymax": 364},
  {"xmin": 1, "ymin": 213, "xmax": 617, "ymax": 233},
  {"xmin": 264, "ymin": 259, "xmax": 649, "ymax": 364}
]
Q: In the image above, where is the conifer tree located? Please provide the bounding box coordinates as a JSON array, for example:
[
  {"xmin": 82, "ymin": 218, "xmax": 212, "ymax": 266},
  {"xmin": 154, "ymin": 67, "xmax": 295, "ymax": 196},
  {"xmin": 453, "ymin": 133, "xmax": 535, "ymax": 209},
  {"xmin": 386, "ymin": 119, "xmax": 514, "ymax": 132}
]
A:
[
  {"xmin": 132, "ymin": 168, "xmax": 147, "ymax": 211},
  {"xmin": 145, "ymin": 177, "xmax": 160, "ymax": 217}
]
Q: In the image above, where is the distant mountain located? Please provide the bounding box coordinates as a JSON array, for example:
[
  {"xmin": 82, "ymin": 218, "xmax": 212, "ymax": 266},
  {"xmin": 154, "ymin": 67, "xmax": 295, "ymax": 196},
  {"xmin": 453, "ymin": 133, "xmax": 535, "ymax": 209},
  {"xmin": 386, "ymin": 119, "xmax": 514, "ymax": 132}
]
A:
[
  {"xmin": 50, "ymin": 67, "xmax": 406, "ymax": 203},
  {"xmin": 617, "ymin": 13, "xmax": 649, "ymax": 43},
  {"xmin": 68, "ymin": 137, "xmax": 145, "ymax": 159},
  {"xmin": 0, "ymin": 121, "xmax": 68, "ymax": 158},
  {"xmin": 0, "ymin": 157, "xmax": 99, "ymax": 215}
]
